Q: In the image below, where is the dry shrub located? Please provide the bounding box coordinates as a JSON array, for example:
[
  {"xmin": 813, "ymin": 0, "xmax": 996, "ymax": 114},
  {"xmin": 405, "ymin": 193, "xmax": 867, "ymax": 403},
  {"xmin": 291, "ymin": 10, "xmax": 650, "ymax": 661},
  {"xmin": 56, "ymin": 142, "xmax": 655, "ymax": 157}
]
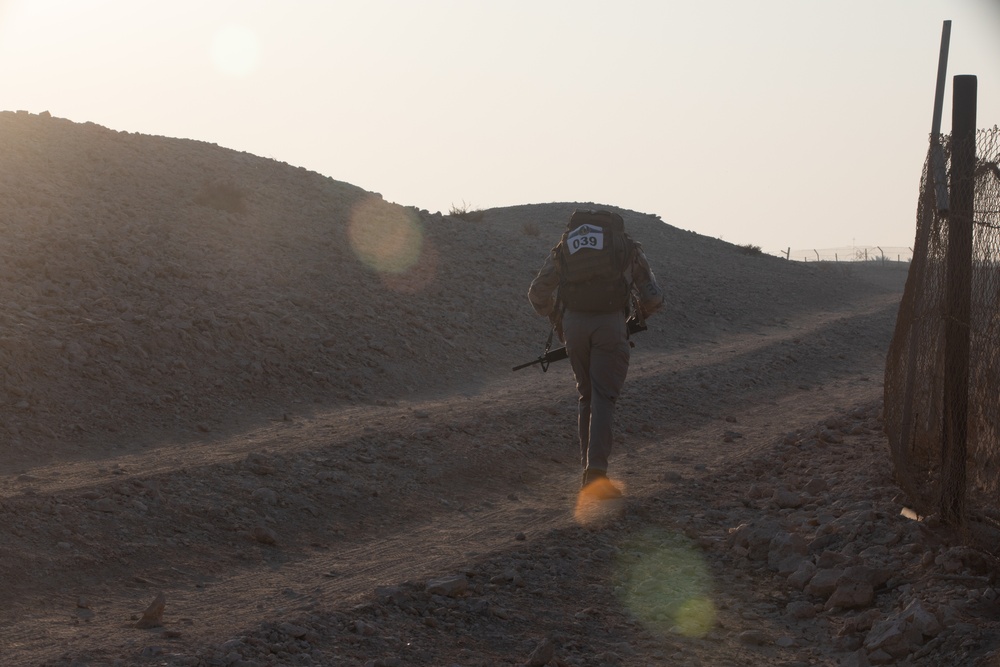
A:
[{"xmin": 449, "ymin": 201, "xmax": 484, "ymax": 222}]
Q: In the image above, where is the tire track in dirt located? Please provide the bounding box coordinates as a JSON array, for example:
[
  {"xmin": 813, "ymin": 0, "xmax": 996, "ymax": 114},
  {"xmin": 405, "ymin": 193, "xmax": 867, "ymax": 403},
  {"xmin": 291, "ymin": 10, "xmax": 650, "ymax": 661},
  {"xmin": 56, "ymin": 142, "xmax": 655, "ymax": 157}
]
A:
[{"xmin": 0, "ymin": 375, "xmax": 581, "ymax": 664}]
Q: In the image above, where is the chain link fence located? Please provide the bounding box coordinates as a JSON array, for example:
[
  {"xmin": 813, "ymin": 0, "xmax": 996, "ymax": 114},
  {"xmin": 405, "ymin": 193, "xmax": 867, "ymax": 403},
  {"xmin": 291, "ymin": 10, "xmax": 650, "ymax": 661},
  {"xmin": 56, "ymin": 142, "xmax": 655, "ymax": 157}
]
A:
[{"xmin": 884, "ymin": 126, "xmax": 1000, "ymax": 545}]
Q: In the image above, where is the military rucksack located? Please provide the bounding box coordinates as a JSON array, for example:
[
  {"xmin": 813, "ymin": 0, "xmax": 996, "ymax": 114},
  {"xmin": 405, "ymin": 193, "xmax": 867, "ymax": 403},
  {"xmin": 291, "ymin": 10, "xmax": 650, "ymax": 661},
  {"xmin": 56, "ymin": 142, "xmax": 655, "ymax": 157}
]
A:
[{"xmin": 556, "ymin": 209, "xmax": 634, "ymax": 313}]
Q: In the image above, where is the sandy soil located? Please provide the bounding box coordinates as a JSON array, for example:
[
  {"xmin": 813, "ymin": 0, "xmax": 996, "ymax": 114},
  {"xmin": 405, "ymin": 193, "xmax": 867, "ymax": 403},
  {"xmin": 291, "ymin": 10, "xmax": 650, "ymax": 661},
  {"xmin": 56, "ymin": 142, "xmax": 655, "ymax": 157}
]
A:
[{"xmin": 0, "ymin": 111, "xmax": 997, "ymax": 666}]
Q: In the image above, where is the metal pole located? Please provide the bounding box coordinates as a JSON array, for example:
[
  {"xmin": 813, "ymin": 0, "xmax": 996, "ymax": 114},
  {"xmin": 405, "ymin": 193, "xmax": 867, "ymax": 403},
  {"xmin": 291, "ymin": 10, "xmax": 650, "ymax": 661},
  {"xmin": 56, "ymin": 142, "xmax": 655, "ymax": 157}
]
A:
[
  {"xmin": 941, "ymin": 74, "xmax": 976, "ymax": 525},
  {"xmin": 931, "ymin": 21, "xmax": 952, "ymax": 140},
  {"xmin": 931, "ymin": 21, "xmax": 954, "ymax": 215},
  {"xmin": 931, "ymin": 21, "xmax": 952, "ymax": 213}
]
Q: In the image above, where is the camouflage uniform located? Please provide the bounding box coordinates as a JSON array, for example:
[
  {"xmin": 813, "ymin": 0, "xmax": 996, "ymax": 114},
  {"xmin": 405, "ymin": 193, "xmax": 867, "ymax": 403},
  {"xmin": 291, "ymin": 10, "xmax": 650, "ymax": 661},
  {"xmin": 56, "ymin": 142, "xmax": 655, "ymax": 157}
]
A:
[{"xmin": 528, "ymin": 235, "xmax": 664, "ymax": 486}]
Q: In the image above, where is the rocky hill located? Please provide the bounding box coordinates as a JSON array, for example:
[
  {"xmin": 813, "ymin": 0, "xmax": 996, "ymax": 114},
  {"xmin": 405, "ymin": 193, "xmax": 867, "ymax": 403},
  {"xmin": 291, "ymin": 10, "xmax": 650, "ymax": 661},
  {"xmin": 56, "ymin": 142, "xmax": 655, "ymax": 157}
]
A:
[{"xmin": 0, "ymin": 110, "xmax": 888, "ymax": 469}]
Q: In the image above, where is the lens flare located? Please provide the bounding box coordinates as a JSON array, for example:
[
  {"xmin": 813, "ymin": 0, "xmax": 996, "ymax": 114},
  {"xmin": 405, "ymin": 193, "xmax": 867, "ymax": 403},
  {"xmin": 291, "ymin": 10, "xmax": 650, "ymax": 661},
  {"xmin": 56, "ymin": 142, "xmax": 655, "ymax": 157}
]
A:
[
  {"xmin": 615, "ymin": 528, "xmax": 717, "ymax": 638},
  {"xmin": 380, "ymin": 240, "xmax": 438, "ymax": 295},
  {"xmin": 348, "ymin": 198, "xmax": 424, "ymax": 276},
  {"xmin": 574, "ymin": 477, "xmax": 626, "ymax": 527}
]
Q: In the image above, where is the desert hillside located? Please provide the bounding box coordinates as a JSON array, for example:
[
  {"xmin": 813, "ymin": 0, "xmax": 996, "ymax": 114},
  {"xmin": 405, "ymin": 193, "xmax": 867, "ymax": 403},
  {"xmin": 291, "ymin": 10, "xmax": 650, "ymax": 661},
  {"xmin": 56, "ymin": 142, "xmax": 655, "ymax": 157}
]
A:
[
  {"xmin": 0, "ymin": 110, "xmax": 894, "ymax": 469},
  {"xmin": 7, "ymin": 112, "xmax": 997, "ymax": 667}
]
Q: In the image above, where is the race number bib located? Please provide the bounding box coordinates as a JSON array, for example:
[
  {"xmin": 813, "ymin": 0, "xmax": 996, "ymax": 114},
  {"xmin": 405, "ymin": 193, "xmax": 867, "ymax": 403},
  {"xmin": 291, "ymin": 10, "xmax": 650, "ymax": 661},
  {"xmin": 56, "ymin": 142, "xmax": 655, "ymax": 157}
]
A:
[{"xmin": 566, "ymin": 224, "xmax": 604, "ymax": 254}]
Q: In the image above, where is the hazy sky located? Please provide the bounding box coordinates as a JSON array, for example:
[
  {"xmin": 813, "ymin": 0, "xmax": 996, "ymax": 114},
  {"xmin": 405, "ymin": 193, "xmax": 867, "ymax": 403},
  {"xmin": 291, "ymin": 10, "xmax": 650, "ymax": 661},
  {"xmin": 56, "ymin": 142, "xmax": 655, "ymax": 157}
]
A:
[{"xmin": 1, "ymin": 1, "xmax": 997, "ymax": 255}]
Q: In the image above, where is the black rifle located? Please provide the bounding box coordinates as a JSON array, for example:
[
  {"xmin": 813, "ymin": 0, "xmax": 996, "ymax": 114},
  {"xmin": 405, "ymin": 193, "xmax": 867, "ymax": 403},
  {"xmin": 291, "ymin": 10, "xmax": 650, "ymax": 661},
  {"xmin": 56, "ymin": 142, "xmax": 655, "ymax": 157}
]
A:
[{"xmin": 512, "ymin": 317, "xmax": 647, "ymax": 372}]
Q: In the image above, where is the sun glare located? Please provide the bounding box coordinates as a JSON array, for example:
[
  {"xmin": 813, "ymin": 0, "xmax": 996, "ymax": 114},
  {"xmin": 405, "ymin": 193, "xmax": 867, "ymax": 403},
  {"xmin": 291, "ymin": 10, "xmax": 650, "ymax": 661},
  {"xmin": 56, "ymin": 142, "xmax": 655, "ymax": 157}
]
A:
[{"xmin": 210, "ymin": 23, "xmax": 261, "ymax": 78}]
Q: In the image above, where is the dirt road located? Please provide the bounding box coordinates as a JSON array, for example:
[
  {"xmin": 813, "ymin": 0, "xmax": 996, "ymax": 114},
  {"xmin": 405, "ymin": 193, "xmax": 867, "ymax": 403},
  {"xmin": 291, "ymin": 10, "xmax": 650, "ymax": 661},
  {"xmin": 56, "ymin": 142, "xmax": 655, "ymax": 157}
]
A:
[{"xmin": 8, "ymin": 266, "xmax": 980, "ymax": 666}]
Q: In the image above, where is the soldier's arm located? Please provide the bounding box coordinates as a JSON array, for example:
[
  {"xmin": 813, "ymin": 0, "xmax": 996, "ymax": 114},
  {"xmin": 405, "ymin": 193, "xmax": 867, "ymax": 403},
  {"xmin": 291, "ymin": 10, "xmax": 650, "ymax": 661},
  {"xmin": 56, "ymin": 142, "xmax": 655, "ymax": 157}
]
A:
[
  {"xmin": 528, "ymin": 250, "xmax": 561, "ymax": 317},
  {"xmin": 631, "ymin": 243, "xmax": 664, "ymax": 317}
]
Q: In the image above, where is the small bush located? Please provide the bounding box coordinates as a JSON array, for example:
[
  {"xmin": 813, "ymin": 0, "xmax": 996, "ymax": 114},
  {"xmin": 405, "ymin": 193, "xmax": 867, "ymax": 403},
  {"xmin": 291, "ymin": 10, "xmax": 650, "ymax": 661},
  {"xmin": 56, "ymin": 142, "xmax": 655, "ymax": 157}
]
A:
[
  {"xmin": 738, "ymin": 243, "xmax": 763, "ymax": 256},
  {"xmin": 449, "ymin": 200, "xmax": 485, "ymax": 222},
  {"xmin": 521, "ymin": 221, "xmax": 540, "ymax": 237}
]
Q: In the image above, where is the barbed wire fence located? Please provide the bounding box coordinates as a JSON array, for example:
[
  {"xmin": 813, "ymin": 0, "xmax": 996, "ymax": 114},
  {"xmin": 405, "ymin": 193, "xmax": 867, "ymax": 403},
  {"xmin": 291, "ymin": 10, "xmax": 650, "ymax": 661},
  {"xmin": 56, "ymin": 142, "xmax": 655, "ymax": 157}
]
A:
[
  {"xmin": 781, "ymin": 246, "xmax": 913, "ymax": 263},
  {"xmin": 883, "ymin": 122, "xmax": 1000, "ymax": 548}
]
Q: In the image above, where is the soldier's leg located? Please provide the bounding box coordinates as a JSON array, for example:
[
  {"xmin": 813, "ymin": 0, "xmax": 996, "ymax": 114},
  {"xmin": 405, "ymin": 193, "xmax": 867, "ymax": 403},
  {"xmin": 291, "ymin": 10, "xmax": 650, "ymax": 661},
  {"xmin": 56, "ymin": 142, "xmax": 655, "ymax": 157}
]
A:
[
  {"xmin": 563, "ymin": 311, "xmax": 593, "ymax": 469},
  {"xmin": 583, "ymin": 313, "xmax": 630, "ymax": 473}
]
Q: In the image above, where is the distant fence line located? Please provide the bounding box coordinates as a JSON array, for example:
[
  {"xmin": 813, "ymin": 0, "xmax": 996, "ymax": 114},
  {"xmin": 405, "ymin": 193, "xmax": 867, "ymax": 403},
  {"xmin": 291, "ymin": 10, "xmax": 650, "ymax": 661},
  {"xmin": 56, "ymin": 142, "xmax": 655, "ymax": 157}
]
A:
[{"xmin": 779, "ymin": 246, "xmax": 913, "ymax": 263}]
